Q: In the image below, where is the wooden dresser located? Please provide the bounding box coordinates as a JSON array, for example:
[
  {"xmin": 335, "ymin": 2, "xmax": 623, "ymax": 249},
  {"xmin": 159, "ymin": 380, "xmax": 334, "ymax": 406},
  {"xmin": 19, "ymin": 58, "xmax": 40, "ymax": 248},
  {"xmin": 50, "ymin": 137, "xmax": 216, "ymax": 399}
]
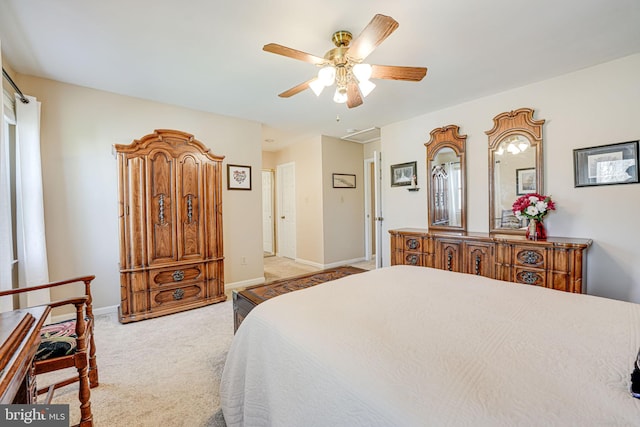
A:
[
  {"xmin": 115, "ymin": 130, "xmax": 226, "ymax": 323},
  {"xmin": 390, "ymin": 228, "xmax": 592, "ymax": 293}
]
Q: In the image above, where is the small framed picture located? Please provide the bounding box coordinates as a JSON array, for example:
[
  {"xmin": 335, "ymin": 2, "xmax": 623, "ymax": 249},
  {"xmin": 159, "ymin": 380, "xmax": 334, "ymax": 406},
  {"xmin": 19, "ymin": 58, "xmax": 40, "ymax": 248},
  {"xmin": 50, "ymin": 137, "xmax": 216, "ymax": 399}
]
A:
[
  {"xmin": 390, "ymin": 161, "xmax": 417, "ymax": 187},
  {"xmin": 516, "ymin": 168, "xmax": 536, "ymax": 195},
  {"xmin": 227, "ymin": 164, "xmax": 252, "ymax": 190},
  {"xmin": 574, "ymin": 141, "xmax": 638, "ymax": 187},
  {"xmin": 332, "ymin": 173, "xmax": 356, "ymax": 188}
]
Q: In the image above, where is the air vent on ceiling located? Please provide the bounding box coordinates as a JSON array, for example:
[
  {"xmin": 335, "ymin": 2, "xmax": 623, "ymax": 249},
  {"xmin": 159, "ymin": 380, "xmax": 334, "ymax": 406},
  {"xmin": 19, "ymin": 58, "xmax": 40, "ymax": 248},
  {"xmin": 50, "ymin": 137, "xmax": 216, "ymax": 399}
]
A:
[{"xmin": 340, "ymin": 127, "xmax": 380, "ymax": 144}]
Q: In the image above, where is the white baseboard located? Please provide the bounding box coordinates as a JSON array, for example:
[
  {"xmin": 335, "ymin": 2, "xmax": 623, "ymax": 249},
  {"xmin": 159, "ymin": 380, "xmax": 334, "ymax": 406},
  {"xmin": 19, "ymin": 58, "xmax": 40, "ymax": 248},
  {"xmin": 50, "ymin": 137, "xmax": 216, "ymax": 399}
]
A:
[
  {"xmin": 50, "ymin": 304, "xmax": 118, "ymax": 323},
  {"xmin": 295, "ymin": 257, "xmax": 366, "ymax": 270},
  {"xmin": 225, "ymin": 276, "xmax": 265, "ymax": 291}
]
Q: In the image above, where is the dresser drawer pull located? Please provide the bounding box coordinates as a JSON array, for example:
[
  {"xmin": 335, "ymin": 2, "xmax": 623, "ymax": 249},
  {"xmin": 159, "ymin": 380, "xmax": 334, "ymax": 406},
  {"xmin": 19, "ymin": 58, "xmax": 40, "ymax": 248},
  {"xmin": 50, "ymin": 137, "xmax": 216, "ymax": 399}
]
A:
[
  {"xmin": 519, "ymin": 271, "xmax": 540, "ymax": 285},
  {"xmin": 407, "ymin": 239, "xmax": 419, "ymax": 250},
  {"xmin": 518, "ymin": 250, "xmax": 543, "ymax": 265},
  {"xmin": 446, "ymin": 252, "xmax": 453, "ymax": 271},
  {"xmin": 474, "ymin": 255, "xmax": 481, "ymax": 275},
  {"xmin": 173, "ymin": 288, "xmax": 185, "ymax": 300},
  {"xmin": 406, "ymin": 254, "xmax": 419, "ymax": 265},
  {"xmin": 172, "ymin": 270, "xmax": 185, "ymax": 281}
]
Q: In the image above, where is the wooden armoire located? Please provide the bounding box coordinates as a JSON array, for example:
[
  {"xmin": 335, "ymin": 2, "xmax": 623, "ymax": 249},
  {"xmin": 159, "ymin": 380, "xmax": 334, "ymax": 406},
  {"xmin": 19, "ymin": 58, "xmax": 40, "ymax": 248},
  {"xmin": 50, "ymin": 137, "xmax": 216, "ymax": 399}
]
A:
[{"xmin": 115, "ymin": 129, "xmax": 226, "ymax": 323}]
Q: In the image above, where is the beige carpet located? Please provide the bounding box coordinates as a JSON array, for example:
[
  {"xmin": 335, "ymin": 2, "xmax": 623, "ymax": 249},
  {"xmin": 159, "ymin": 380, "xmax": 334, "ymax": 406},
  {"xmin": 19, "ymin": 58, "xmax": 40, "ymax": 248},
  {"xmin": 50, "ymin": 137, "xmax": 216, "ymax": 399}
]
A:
[
  {"xmin": 263, "ymin": 256, "xmax": 320, "ymax": 281},
  {"xmin": 41, "ymin": 301, "xmax": 234, "ymax": 426}
]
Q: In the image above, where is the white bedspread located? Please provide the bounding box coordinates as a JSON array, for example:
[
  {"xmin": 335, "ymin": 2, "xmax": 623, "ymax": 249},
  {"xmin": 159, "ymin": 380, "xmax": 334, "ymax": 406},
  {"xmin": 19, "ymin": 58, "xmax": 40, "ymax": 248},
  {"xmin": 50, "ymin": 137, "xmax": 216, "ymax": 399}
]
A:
[{"xmin": 220, "ymin": 265, "xmax": 640, "ymax": 426}]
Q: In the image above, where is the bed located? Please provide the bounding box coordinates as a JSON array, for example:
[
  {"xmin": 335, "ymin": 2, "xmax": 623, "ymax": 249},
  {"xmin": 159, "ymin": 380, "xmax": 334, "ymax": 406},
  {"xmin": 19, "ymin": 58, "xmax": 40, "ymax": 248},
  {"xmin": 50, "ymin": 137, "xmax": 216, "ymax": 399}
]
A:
[{"xmin": 220, "ymin": 265, "xmax": 640, "ymax": 426}]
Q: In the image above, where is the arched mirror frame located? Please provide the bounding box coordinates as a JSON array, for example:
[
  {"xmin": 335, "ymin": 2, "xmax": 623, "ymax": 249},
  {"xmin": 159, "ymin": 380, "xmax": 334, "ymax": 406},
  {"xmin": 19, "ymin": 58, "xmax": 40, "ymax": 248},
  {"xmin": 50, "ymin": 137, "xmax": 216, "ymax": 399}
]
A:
[
  {"xmin": 486, "ymin": 108, "xmax": 545, "ymax": 235},
  {"xmin": 425, "ymin": 125, "xmax": 467, "ymax": 232}
]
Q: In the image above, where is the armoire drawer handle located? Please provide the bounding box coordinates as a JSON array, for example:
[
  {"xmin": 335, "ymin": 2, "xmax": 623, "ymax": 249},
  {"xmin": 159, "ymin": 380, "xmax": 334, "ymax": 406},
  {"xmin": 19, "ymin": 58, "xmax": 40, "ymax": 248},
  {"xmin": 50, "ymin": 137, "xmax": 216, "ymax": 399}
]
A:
[
  {"xmin": 172, "ymin": 270, "xmax": 185, "ymax": 281},
  {"xmin": 173, "ymin": 288, "xmax": 185, "ymax": 300}
]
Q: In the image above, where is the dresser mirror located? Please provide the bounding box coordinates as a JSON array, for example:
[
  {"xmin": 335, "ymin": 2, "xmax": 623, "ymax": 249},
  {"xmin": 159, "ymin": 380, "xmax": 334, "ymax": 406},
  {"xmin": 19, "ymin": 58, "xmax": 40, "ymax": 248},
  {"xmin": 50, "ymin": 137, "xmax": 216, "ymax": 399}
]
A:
[
  {"xmin": 486, "ymin": 108, "xmax": 544, "ymax": 234},
  {"xmin": 425, "ymin": 125, "xmax": 467, "ymax": 231}
]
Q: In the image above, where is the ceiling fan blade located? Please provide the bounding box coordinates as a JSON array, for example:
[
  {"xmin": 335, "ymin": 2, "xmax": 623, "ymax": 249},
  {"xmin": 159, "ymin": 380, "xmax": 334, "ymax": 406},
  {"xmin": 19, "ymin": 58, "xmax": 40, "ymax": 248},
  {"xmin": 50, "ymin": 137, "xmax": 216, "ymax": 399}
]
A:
[
  {"xmin": 346, "ymin": 81, "xmax": 363, "ymax": 109},
  {"xmin": 347, "ymin": 14, "xmax": 399, "ymax": 61},
  {"xmin": 263, "ymin": 43, "xmax": 326, "ymax": 65},
  {"xmin": 278, "ymin": 78, "xmax": 316, "ymax": 98},
  {"xmin": 370, "ymin": 65, "xmax": 428, "ymax": 81}
]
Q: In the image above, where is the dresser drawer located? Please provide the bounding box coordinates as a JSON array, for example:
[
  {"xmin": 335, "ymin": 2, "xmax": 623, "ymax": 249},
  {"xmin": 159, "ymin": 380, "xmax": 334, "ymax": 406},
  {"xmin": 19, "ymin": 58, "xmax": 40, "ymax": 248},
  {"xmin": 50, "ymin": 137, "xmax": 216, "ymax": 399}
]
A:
[
  {"xmin": 513, "ymin": 267, "xmax": 546, "ymax": 287},
  {"xmin": 150, "ymin": 264, "xmax": 204, "ymax": 289},
  {"xmin": 513, "ymin": 246, "xmax": 547, "ymax": 269},
  {"xmin": 150, "ymin": 282, "xmax": 204, "ymax": 308},
  {"xmin": 403, "ymin": 236, "xmax": 425, "ymax": 252},
  {"xmin": 402, "ymin": 252, "xmax": 427, "ymax": 266}
]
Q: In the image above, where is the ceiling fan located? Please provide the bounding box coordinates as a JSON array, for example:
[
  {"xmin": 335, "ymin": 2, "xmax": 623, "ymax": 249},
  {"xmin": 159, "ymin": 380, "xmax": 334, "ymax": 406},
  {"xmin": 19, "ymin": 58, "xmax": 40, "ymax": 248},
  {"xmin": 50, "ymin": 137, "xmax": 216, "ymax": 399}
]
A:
[{"xmin": 263, "ymin": 14, "xmax": 428, "ymax": 109}]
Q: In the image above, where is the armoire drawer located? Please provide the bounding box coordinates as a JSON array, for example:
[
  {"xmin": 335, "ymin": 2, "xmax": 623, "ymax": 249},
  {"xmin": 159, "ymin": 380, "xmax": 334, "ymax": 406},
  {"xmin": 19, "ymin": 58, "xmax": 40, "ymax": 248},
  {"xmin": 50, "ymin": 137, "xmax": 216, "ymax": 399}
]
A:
[
  {"xmin": 150, "ymin": 282, "xmax": 204, "ymax": 308},
  {"xmin": 149, "ymin": 264, "xmax": 204, "ymax": 289}
]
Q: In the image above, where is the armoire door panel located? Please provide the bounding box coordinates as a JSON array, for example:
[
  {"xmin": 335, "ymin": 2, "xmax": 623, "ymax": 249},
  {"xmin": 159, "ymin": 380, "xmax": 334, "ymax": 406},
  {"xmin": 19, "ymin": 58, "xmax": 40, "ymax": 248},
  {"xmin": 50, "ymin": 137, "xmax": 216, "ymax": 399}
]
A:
[
  {"xmin": 124, "ymin": 157, "xmax": 147, "ymax": 269},
  {"xmin": 177, "ymin": 154, "xmax": 204, "ymax": 260},
  {"xmin": 204, "ymin": 162, "xmax": 223, "ymax": 259},
  {"xmin": 148, "ymin": 151, "xmax": 177, "ymax": 264}
]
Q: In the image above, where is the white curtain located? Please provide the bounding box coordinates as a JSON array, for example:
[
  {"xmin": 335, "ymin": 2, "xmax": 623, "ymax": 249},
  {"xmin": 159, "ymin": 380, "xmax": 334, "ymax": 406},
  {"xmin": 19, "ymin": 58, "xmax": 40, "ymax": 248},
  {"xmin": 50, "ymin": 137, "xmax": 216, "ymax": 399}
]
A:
[
  {"xmin": 494, "ymin": 160, "xmax": 502, "ymax": 228},
  {"xmin": 15, "ymin": 93, "xmax": 50, "ymax": 307},
  {"xmin": 0, "ymin": 88, "xmax": 15, "ymax": 311},
  {"xmin": 447, "ymin": 162, "xmax": 461, "ymax": 226}
]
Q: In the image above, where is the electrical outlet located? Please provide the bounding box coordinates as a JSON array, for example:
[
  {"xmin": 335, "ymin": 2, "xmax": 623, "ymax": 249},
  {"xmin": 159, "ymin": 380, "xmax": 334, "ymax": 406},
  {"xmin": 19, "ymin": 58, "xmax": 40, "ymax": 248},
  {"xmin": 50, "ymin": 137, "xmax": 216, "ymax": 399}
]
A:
[{"xmin": 241, "ymin": 256, "xmax": 247, "ymax": 265}]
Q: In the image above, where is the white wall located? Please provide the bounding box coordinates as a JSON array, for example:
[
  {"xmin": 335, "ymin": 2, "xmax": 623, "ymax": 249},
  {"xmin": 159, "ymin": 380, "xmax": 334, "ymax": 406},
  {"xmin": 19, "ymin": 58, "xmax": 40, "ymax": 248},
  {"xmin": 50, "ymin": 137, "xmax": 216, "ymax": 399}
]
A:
[
  {"xmin": 270, "ymin": 136, "xmax": 325, "ymax": 265},
  {"xmin": 380, "ymin": 54, "xmax": 640, "ymax": 303},
  {"xmin": 321, "ymin": 136, "xmax": 365, "ymax": 265},
  {"xmin": 16, "ymin": 76, "xmax": 264, "ymax": 309}
]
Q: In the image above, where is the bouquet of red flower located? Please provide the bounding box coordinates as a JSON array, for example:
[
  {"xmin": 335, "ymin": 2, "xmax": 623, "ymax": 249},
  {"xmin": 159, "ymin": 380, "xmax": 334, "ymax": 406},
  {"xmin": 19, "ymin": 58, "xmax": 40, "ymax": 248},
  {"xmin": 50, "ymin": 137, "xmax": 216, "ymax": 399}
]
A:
[{"xmin": 512, "ymin": 193, "xmax": 555, "ymax": 221}]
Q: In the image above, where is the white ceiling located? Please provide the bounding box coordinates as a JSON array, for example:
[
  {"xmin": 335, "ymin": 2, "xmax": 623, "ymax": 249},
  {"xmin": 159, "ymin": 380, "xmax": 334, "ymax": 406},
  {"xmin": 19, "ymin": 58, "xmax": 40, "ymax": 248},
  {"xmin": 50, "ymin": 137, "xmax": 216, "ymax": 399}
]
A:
[{"xmin": 1, "ymin": 0, "xmax": 639, "ymax": 152}]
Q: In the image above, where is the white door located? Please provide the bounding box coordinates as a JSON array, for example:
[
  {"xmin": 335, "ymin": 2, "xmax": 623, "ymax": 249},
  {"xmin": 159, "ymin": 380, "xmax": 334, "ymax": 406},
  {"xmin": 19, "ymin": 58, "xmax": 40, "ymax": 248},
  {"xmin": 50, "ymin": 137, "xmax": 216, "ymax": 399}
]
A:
[
  {"xmin": 374, "ymin": 151, "xmax": 383, "ymax": 268},
  {"xmin": 363, "ymin": 158, "xmax": 375, "ymax": 262},
  {"xmin": 276, "ymin": 162, "xmax": 296, "ymax": 259},
  {"xmin": 262, "ymin": 170, "xmax": 274, "ymax": 255}
]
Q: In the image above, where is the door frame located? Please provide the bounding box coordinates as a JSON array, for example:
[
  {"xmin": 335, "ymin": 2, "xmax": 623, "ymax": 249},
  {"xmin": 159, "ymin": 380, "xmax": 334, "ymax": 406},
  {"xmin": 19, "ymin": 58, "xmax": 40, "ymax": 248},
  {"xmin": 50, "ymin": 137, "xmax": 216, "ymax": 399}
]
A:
[
  {"xmin": 363, "ymin": 151, "xmax": 382, "ymax": 268},
  {"xmin": 276, "ymin": 162, "xmax": 296, "ymax": 259},
  {"xmin": 261, "ymin": 169, "xmax": 275, "ymax": 255}
]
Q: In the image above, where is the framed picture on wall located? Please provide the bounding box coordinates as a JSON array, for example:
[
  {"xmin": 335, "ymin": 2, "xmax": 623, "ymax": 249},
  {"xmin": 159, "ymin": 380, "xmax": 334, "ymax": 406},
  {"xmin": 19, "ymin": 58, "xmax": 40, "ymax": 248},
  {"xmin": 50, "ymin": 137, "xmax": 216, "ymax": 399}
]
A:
[
  {"xmin": 573, "ymin": 140, "xmax": 638, "ymax": 187},
  {"xmin": 332, "ymin": 173, "xmax": 356, "ymax": 188},
  {"xmin": 390, "ymin": 161, "xmax": 417, "ymax": 187},
  {"xmin": 227, "ymin": 164, "xmax": 252, "ymax": 190},
  {"xmin": 516, "ymin": 168, "xmax": 536, "ymax": 195}
]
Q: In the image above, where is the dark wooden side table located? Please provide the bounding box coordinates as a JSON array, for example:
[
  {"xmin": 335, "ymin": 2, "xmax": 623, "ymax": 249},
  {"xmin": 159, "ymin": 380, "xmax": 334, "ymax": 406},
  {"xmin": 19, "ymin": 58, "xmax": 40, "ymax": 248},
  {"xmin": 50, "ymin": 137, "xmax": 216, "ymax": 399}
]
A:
[
  {"xmin": 233, "ymin": 266, "xmax": 366, "ymax": 332},
  {"xmin": 0, "ymin": 305, "xmax": 51, "ymax": 403}
]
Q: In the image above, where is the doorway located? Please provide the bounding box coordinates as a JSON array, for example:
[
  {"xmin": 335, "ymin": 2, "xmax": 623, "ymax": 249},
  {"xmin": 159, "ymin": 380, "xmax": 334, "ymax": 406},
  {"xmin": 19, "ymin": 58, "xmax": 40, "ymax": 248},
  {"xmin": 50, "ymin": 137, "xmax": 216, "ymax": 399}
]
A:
[
  {"xmin": 276, "ymin": 162, "xmax": 296, "ymax": 259},
  {"xmin": 364, "ymin": 151, "xmax": 382, "ymax": 268},
  {"xmin": 262, "ymin": 169, "xmax": 275, "ymax": 256}
]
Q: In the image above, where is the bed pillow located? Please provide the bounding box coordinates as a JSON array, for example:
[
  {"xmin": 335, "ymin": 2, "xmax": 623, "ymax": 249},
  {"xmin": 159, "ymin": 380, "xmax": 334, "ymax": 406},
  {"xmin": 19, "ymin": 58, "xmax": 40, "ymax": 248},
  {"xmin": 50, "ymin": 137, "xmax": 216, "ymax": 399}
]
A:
[{"xmin": 632, "ymin": 347, "xmax": 640, "ymax": 398}]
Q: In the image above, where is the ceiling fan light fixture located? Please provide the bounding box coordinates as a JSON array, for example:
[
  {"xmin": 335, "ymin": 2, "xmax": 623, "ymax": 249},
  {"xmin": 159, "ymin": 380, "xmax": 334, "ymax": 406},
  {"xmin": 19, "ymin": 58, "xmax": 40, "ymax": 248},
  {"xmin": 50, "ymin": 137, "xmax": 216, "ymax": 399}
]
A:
[
  {"xmin": 318, "ymin": 65, "xmax": 336, "ymax": 86},
  {"xmin": 352, "ymin": 63, "xmax": 372, "ymax": 82},
  {"xmin": 358, "ymin": 79, "xmax": 376, "ymax": 98},
  {"xmin": 333, "ymin": 87, "xmax": 348, "ymax": 103},
  {"xmin": 309, "ymin": 79, "xmax": 325, "ymax": 96}
]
